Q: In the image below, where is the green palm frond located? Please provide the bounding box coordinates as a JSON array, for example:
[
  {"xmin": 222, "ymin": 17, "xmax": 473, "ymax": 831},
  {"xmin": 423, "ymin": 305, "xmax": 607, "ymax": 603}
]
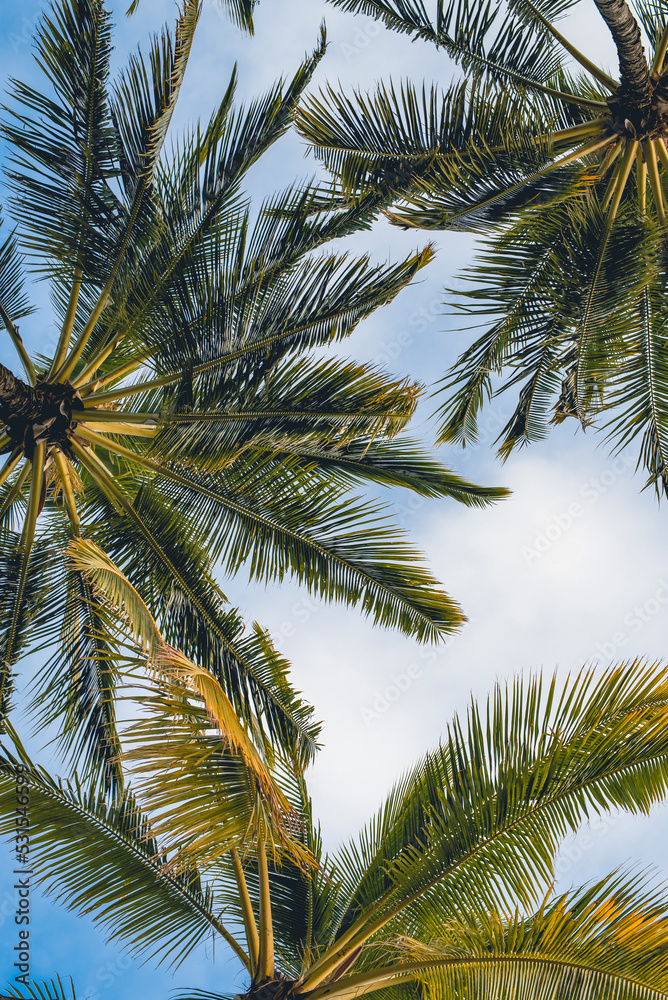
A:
[
  {"xmin": 386, "ymin": 140, "xmax": 605, "ymax": 233},
  {"xmin": 77, "ymin": 473, "xmax": 321, "ymax": 763},
  {"xmin": 0, "ymin": 222, "xmax": 36, "ymax": 382},
  {"xmin": 2, "ymin": 0, "xmax": 119, "ymax": 282},
  {"xmin": 296, "ymin": 79, "xmax": 556, "ymax": 200},
  {"xmin": 494, "ymin": 339, "xmax": 563, "ymax": 459},
  {"xmin": 632, "ymin": 0, "xmax": 668, "ymax": 48},
  {"xmin": 0, "ymin": 529, "xmax": 61, "ymax": 720},
  {"xmin": 297, "ymin": 660, "xmax": 668, "ymax": 987},
  {"xmin": 78, "ymin": 434, "xmax": 464, "ymax": 641},
  {"xmin": 125, "ymin": 246, "xmax": 434, "ymax": 395},
  {"xmin": 0, "ymin": 460, "xmax": 30, "ymax": 532},
  {"xmin": 302, "ymin": 0, "xmax": 668, "ymax": 485},
  {"xmin": 324, "ymin": 0, "xmax": 440, "ymax": 41},
  {"xmin": 307, "ymin": 874, "xmax": 668, "ymax": 1000},
  {"xmin": 4, "ymin": 977, "xmax": 76, "ymax": 1000},
  {"xmin": 437, "ymin": 197, "xmax": 664, "ymax": 452},
  {"xmin": 326, "ymin": 0, "xmax": 577, "ymax": 87},
  {"xmin": 65, "ymin": 536, "xmax": 305, "ymax": 833},
  {"xmin": 325, "ymin": 0, "xmax": 605, "ymax": 96},
  {"xmin": 9, "ymin": 663, "xmax": 668, "ymax": 998},
  {"xmin": 110, "ymin": 6, "xmax": 195, "ymax": 202},
  {"xmin": 434, "ymin": 206, "xmax": 573, "ymax": 446},
  {"xmin": 98, "ymin": 32, "xmax": 327, "ymax": 373},
  {"xmin": 238, "ymin": 179, "xmax": 399, "ymax": 264},
  {"xmin": 29, "ymin": 565, "xmax": 125, "ymax": 789},
  {"xmin": 603, "ymin": 282, "xmax": 668, "ymax": 495},
  {"xmin": 148, "ymin": 358, "xmax": 421, "ymax": 463},
  {"xmin": 257, "ymin": 436, "xmax": 510, "ymax": 506},
  {"xmin": 214, "ymin": 0, "xmax": 257, "ymax": 32},
  {"xmin": 0, "ymin": 728, "xmax": 246, "ymax": 969},
  {"xmin": 296, "ymin": 77, "xmax": 604, "ymax": 235}
]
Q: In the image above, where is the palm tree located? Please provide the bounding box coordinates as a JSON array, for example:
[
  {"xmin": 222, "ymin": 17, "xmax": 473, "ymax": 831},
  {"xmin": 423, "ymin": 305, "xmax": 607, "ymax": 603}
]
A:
[
  {"xmin": 0, "ymin": 0, "xmax": 507, "ymax": 785},
  {"xmin": 3, "ymin": 659, "xmax": 668, "ymax": 998},
  {"xmin": 296, "ymin": 0, "xmax": 668, "ymax": 494}
]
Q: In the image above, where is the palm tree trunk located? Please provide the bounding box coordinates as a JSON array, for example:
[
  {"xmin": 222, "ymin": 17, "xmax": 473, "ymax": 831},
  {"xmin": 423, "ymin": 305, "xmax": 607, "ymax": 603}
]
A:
[
  {"xmin": 0, "ymin": 363, "xmax": 38, "ymax": 426},
  {"xmin": 593, "ymin": 0, "xmax": 652, "ymax": 106}
]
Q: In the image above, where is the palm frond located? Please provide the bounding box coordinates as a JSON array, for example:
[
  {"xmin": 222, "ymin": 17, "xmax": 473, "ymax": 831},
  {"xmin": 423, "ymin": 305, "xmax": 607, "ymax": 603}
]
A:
[
  {"xmin": 495, "ymin": 339, "xmax": 563, "ymax": 458},
  {"xmin": 251, "ymin": 436, "xmax": 511, "ymax": 508},
  {"xmin": 99, "ymin": 28, "xmax": 327, "ymax": 370},
  {"xmin": 297, "ymin": 77, "xmax": 603, "ymax": 233},
  {"xmin": 29, "ymin": 564, "xmax": 125, "ymax": 791},
  {"xmin": 0, "ymin": 222, "xmax": 36, "ymax": 381},
  {"xmin": 148, "ymin": 357, "xmax": 422, "ymax": 463},
  {"xmin": 324, "ymin": 0, "xmax": 606, "ymax": 98},
  {"xmin": 2, "ymin": 0, "xmax": 119, "ymax": 280},
  {"xmin": 0, "ymin": 532, "xmax": 58, "ymax": 718},
  {"xmin": 631, "ymin": 0, "xmax": 668, "ymax": 51},
  {"xmin": 436, "ymin": 196, "xmax": 662, "ymax": 445},
  {"xmin": 76, "ymin": 472, "xmax": 321, "ymax": 764},
  {"xmin": 300, "ymin": 660, "xmax": 668, "ymax": 985},
  {"xmin": 133, "ymin": 247, "xmax": 433, "ymax": 390},
  {"xmin": 122, "ymin": 685, "xmax": 313, "ymax": 872},
  {"xmin": 316, "ymin": 874, "xmax": 668, "ymax": 1000},
  {"xmin": 4, "ymin": 977, "xmax": 77, "ymax": 1000},
  {"xmin": 66, "ymin": 537, "xmax": 301, "ymax": 825},
  {"xmin": 79, "ymin": 433, "xmax": 464, "ymax": 642},
  {"xmin": 54, "ymin": 0, "xmax": 202, "ymax": 382},
  {"xmin": 0, "ymin": 729, "xmax": 245, "ymax": 968},
  {"xmin": 604, "ymin": 281, "xmax": 668, "ymax": 497}
]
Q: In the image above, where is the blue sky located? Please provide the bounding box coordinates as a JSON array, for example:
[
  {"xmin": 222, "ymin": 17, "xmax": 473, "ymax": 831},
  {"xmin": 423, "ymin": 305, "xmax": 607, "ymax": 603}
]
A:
[{"xmin": 1, "ymin": 0, "xmax": 668, "ymax": 997}]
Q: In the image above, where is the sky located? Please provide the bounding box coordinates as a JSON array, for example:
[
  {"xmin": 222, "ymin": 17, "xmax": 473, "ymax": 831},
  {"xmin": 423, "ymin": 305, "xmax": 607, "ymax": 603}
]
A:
[{"xmin": 1, "ymin": 0, "xmax": 668, "ymax": 996}]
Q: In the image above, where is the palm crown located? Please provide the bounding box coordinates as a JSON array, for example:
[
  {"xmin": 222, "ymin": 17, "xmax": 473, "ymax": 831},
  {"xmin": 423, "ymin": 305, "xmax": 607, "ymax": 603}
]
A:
[
  {"xmin": 0, "ymin": 0, "xmax": 507, "ymax": 786},
  {"xmin": 3, "ymin": 660, "xmax": 668, "ymax": 1000},
  {"xmin": 296, "ymin": 0, "xmax": 668, "ymax": 494}
]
